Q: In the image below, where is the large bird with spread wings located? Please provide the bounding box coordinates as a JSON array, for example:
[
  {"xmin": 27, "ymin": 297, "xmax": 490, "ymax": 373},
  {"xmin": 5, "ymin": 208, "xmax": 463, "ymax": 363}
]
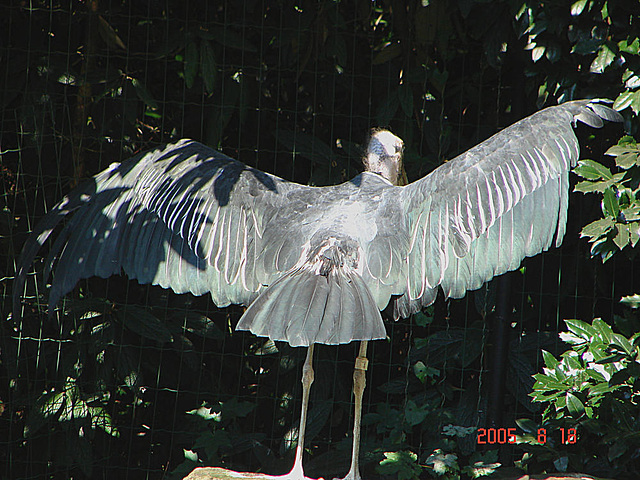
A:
[{"xmin": 15, "ymin": 99, "xmax": 621, "ymax": 480}]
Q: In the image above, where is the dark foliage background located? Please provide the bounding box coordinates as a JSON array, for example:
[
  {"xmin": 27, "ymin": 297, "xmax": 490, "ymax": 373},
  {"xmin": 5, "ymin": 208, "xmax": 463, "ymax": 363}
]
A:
[{"xmin": 1, "ymin": 0, "xmax": 638, "ymax": 478}]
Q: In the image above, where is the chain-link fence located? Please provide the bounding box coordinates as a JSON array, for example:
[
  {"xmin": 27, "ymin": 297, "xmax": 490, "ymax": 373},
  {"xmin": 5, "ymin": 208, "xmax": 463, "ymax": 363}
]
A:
[{"xmin": 1, "ymin": 1, "xmax": 632, "ymax": 479}]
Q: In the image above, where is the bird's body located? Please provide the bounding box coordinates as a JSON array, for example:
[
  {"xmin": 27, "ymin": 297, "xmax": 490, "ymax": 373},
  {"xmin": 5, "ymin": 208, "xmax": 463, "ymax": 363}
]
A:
[{"xmin": 14, "ymin": 99, "xmax": 622, "ymax": 480}]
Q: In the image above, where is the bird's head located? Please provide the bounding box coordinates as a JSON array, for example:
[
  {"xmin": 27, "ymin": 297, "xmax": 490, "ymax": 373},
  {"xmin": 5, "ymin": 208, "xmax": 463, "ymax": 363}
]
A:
[{"xmin": 364, "ymin": 129, "xmax": 405, "ymax": 186}]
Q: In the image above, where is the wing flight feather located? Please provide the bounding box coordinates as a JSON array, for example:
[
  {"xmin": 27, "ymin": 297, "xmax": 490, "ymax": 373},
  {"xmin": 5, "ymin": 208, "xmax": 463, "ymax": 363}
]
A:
[{"xmin": 394, "ymin": 99, "xmax": 622, "ymax": 317}]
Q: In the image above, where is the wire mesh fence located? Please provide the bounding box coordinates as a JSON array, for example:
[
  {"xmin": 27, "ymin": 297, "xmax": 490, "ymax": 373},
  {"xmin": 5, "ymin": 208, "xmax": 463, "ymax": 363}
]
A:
[{"xmin": 1, "ymin": 1, "xmax": 634, "ymax": 479}]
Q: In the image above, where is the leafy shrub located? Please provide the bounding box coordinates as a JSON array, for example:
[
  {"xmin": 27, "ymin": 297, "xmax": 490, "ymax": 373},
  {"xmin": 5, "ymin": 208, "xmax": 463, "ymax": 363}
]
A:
[{"xmin": 523, "ymin": 313, "xmax": 640, "ymax": 477}]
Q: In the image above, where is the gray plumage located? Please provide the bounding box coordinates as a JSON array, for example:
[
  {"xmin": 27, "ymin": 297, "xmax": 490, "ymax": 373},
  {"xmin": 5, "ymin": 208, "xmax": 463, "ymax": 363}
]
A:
[{"xmin": 14, "ymin": 99, "xmax": 622, "ymax": 347}]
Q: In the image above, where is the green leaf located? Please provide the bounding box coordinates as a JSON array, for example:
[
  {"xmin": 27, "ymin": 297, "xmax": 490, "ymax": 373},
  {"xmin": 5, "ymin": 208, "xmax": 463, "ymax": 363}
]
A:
[
  {"xmin": 377, "ymin": 451, "xmax": 422, "ymax": 480},
  {"xmin": 626, "ymin": 74, "xmax": 640, "ymax": 90},
  {"xmin": 183, "ymin": 449, "xmax": 199, "ymax": 462},
  {"xmin": 398, "ymin": 84, "xmax": 413, "ymax": 118},
  {"xmin": 515, "ymin": 418, "xmax": 538, "ymax": 434},
  {"xmin": 89, "ymin": 406, "xmax": 119, "ymax": 437},
  {"xmin": 376, "ymin": 92, "xmax": 399, "ymax": 126},
  {"xmin": 541, "ymin": 350, "xmax": 559, "ymax": 369},
  {"xmin": 532, "ymin": 373, "xmax": 568, "ymax": 391},
  {"xmin": 621, "ymin": 294, "xmax": 640, "ymax": 308},
  {"xmin": 614, "ymin": 90, "xmax": 634, "ymax": 111},
  {"xmin": 564, "ymin": 319, "xmax": 596, "ymax": 341},
  {"xmin": 588, "ymin": 382, "xmax": 615, "ymax": 397},
  {"xmin": 404, "ymin": 400, "xmax": 428, "ymax": 426},
  {"xmin": 631, "ymin": 91, "xmax": 640, "ymax": 115},
  {"xmin": 574, "ymin": 178, "xmax": 617, "ymax": 193},
  {"xmin": 572, "ymin": 38, "xmax": 602, "ymax": 55},
  {"xmin": 413, "ymin": 310, "xmax": 433, "ymax": 327},
  {"xmin": 372, "ymin": 42, "xmax": 402, "ymax": 65},
  {"xmin": 590, "ymin": 43, "xmax": 616, "ymax": 73},
  {"xmin": 591, "ymin": 318, "xmax": 614, "ymax": 343},
  {"xmin": 425, "ymin": 450, "xmax": 459, "ymax": 475},
  {"xmin": 184, "ymin": 41, "xmax": 199, "ymax": 89},
  {"xmin": 611, "ymin": 333, "xmax": 635, "ymax": 355},
  {"xmin": 554, "ymin": 456, "xmax": 569, "ymax": 472},
  {"xmin": 608, "ymin": 441, "xmax": 628, "ymax": 462},
  {"xmin": 531, "ymin": 45, "xmax": 545, "ymax": 62},
  {"xmin": 116, "ymin": 306, "xmax": 173, "ymax": 343},
  {"xmin": 413, "ymin": 360, "xmax": 438, "ymax": 383},
  {"xmin": 613, "ymin": 224, "xmax": 630, "ymax": 250},
  {"xmin": 275, "ymin": 130, "xmax": 336, "ymax": 166},
  {"xmin": 180, "ymin": 312, "xmax": 225, "ymax": 340},
  {"xmin": 220, "ymin": 398, "xmax": 256, "ymax": 420},
  {"xmin": 130, "ymin": 78, "xmax": 158, "ymax": 109},
  {"xmin": 198, "ymin": 27, "xmax": 257, "ymax": 52},
  {"xmin": 602, "ymin": 187, "xmax": 620, "ymax": 217},
  {"xmin": 200, "ymin": 39, "xmax": 216, "ymax": 94},
  {"xmin": 571, "ymin": 0, "xmax": 588, "ymax": 15},
  {"xmin": 144, "ymin": 109, "xmax": 162, "ymax": 119},
  {"xmin": 462, "ymin": 459, "xmax": 501, "ymax": 479},
  {"xmin": 429, "ymin": 68, "xmax": 449, "ymax": 95},
  {"xmin": 606, "ymin": 142, "xmax": 640, "ymax": 169},
  {"xmin": 327, "ymin": 34, "xmax": 347, "ymax": 67},
  {"xmin": 594, "ymin": 352, "xmax": 626, "ymax": 365},
  {"xmin": 194, "ymin": 430, "xmax": 232, "ymax": 460},
  {"xmin": 618, "ymin": 38, "xmax": 640, "ymax": 55},
  {"xmin": 580, "ymin": 217, "xmax": 614, "ymax": 239},
  {"xmin": 591, "ymin": 236, "xmax": 617, "ymax": 262},
  {"xmin": 573, "ymin": 159, "xmax": 613, "ymax": 180}
]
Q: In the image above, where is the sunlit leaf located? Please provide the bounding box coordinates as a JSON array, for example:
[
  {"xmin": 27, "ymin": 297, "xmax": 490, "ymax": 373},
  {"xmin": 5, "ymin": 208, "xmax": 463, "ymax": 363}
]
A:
[
  {"xmin": 565, "ymin": 319, "xmax": 596, "ymax": 341},
  {"xmin": 602, "ymin": 187, "xmax": 620, "ymax": 217},
  {"xmin": 613, "ymin": 224, "xmax": 630, "ymax": 250},
  {"xmin": 541, "ymin": 350, "xmax": 559, "ymax": 369},
  {"xmin": 592, "ymin": 318, "xmax": 614, "ymax": 344},
  {"xmin": 377, "ymin": 451, "xmax": 422, "ymax": 480},
  {"xmin": 573, "ymin": 159, "xmax": 613, "ymax": 180},
  {"xmin": 531, "ymin": 45, "xmax": 545, "ymax": 62},
  {"xmin": 618, "ymin": 37, "xmax": 640, "ymax": 54},
  {"xmin": 590, "ymin": 43, "xmax": 616, "ymax": 73},
  {"xmin": 570, "ymin": 0, "xmax": 587, "ymax": 15},
  {"xmin": 620, "ymin": 294, "xmax": 640, "ymax": 308},
  {"xmin": 574, "ymin": 178, "xmax": 617, "ymax": 193},
  {"xmin": 90, "ymin": 406, "xmax": 119, "ymax": 437},
  {"xmin": 580, "ymin": 217, "xmax": 614, "ymax": 239},
  {"xmin": 614, "ymin": 90, "xmax": 634, "ymax": 111}
]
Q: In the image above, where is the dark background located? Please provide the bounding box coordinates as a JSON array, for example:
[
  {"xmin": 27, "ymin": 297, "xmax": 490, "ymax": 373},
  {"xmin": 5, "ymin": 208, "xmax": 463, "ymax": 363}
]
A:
[{"xmin": 1, "ymin": 1, "xmax": 637, "ymax": 478}]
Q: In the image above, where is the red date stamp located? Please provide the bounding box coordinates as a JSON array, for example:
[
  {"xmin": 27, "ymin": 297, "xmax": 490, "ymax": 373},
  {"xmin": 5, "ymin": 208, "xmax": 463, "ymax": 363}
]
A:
[{"xmin": 477, "ymin": 427, "xmax": 578, "ymax": 445}]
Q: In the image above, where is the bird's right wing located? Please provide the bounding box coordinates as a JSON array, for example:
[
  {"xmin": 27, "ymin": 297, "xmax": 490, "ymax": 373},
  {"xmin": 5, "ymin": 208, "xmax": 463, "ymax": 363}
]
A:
[
  {"xmin": 13, "ymin": 140, "xmax": 309, "ymax": 316},
  {"xmin": 394, "ymin": 99, "xmax": 622, "ymax": 318}
]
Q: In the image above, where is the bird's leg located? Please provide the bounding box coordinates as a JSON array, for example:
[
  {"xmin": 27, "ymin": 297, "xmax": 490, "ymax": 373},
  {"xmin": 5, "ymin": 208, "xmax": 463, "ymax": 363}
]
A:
[
  {"xmin": 336, "ymin": 340, "xmax": 369, "ymax": 480},
  {"xmin": 283, "ymin": 343, "xmax": 315, "ymax": 480}
]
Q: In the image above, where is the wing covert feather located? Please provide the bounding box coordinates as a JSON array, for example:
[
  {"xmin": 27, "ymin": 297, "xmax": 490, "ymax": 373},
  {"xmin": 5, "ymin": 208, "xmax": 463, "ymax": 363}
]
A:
[
  {"xmin": 14, "ymin": 140, "xmax": 315, "ymax": 315},
  {"xmin": 394, "ymin": 99, "xmax": 622, "ymax": 317}
]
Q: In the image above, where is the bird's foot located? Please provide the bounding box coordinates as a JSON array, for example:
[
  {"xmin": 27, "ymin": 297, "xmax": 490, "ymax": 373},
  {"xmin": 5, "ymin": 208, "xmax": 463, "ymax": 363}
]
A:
[
  {"xmin": 264, "ymin": 462, "xmax": 320, "ymax": 480},
  {"xmin": 332, "ymin": 468, "xmax": 361, "ymax": 480}
]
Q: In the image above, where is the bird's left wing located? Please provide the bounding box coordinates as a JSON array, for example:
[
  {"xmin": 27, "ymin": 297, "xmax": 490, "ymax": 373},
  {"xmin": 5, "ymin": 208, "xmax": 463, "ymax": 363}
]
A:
[
  {"xmin": 394, "ymin": 99, "xmax": 622, "ymax": 318},
  {"xmin": 14, "ymin": 140, "xmax": 308, "ymax": 316}
]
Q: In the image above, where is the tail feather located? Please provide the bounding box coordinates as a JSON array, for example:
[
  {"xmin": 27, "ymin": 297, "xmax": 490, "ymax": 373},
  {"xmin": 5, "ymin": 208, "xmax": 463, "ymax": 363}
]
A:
[
  {"xmin": 236, "ymin": 266, "xmax": 386, "ymax": 347},
  {"xmin": 318, "ymin": 273, "xmax": 345, "ymax": 344},
  {"xmin": 285, "ymin": 272, "xmax": 328, "ymax": 343}
]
